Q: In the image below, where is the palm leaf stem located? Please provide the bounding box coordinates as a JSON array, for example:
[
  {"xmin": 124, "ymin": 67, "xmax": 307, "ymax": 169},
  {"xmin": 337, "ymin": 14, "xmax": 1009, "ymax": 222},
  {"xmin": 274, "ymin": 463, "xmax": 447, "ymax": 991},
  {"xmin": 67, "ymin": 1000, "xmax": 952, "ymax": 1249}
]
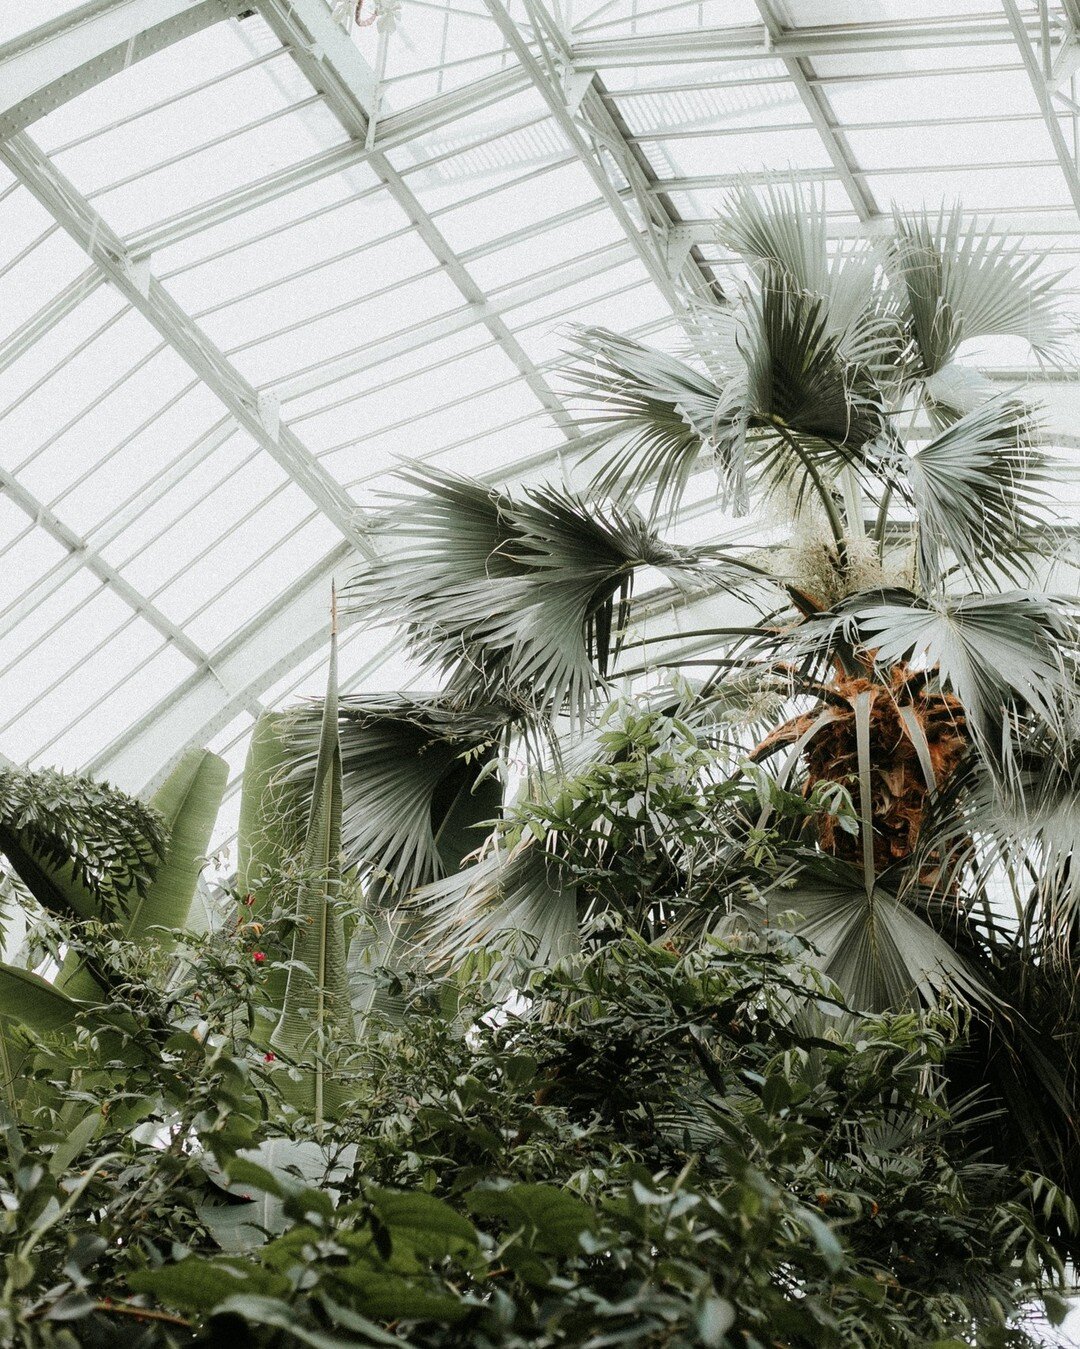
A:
[{"xmin": 770, "ymin": 421, "xmax": 847, "ymax": 553}]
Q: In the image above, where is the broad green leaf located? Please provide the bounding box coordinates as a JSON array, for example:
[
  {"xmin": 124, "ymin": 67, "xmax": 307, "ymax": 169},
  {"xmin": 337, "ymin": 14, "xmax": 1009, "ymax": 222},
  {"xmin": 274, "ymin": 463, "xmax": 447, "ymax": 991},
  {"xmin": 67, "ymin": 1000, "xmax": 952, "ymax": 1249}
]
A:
[
  {"xmin": 0, "ymin": 964, "xmax": 90, "ymax": 1033},
  {"xmin": 133, "ymin": 747, "xmax": 227, "ymax": 942},
  {"xmin": 238, "ymin": 712, "xmax": 297, "ymax": 907},
  {"xmin": 367, "ymin": 1188, "xmax": 478, "ymax": 1262},
  {"xmin": 57, "ymin": 748, "xmax": 227, "ymax": 998},
  {"xmin": 213, "ymin": 1293, "xmax": 401, "ymax": 1345},
  {"xmin": 200, "ymin": 1138, "xmax": 356, "ymax": 1251},
  {"xmin": 128, "ymin": 1259, "xmax": 287, "ymax": 1312},
  {"xmin": 467, "ymin": 1182, "xmax": 596, "ymax": 1256}
]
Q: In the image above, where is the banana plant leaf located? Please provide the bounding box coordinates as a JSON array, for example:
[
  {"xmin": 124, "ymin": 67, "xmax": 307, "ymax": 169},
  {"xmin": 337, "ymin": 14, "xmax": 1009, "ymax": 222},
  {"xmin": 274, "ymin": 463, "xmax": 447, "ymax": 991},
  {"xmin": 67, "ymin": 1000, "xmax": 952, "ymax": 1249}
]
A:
[
  {"xmin": 269, "ymin": 607, "xmax": 355, "ymax": 1125},
  {"xmin": 0, "ymin": 963, "xmax": 92, "ymax": 1034},
  {"xmin": 56, "ymin": 748, "xmax": 227, "ymax": 1000},
  {"xmin": 238, "ymin": 712, "xmax": 297, "ymax": 906}
]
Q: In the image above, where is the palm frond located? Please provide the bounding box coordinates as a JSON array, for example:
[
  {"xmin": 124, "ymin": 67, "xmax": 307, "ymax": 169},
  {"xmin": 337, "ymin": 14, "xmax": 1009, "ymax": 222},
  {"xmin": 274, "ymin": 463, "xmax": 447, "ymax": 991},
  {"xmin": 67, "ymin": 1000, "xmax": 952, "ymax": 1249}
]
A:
[
  {"xmin": 793, "ymin": 589, "xmax": 1078, "ymax": 763},
  {"xmin": 348, "ymin": 466, "xmax": 723, "ymax": 720},
  {"xmin": 888, "ymin": 204, "xmax": 1070, "ymax": 379},
  {"xmin": 562, "ymin": 326, "xmax": 742, "ymax": 512},
  {"xmin": 0, "ymin": 767, "xmax": 164, "ymax": 924},
  {"xmin": 766, "ymin": 857, "xmax": 993, "ymax": 1012},
  {"xmin": 743, "ymin": 267, "xmax": 885, "ymax": 452},
  {"xmin": 404, "ymin": 836, "xmax": 579, "ymax": 970},
  {"xmin": 720, "ymin": 176, "xmax": 891, "ymax": 357},
  {"xmin": 285, "ymin": 693, "xmax": 511, "ymax": 895},
  {"xmin": 904, "ymin": 394, "xmax": 1051, "ymax": 587}
]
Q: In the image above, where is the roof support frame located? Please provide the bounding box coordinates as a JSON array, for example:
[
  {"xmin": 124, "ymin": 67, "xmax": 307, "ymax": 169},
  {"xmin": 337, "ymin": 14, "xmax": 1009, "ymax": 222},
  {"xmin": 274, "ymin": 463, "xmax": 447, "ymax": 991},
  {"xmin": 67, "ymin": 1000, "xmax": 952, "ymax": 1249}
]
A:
[
  {"xmin": 85, "ymin": 544, "xmax": 355, "ymax": 790},
  {"xmin": 1001, "ymin": 0, "xmax": 1080, "ymax": 219},
  {"xmin": 0, "ymin": 0, "xmax": 249, "ymax": 137},
  {"xmin": 254, "ymin": 0, "xmax": 581, "ymax": 441},
  {"xmin": 482, "ymin": 0, "xmax": 720, "ymax": 319},
  {"xmin": 0, "ymin": 131, "xmax": 377, "ymax": 560},
  {"xmin": 750, "ymin": 0, "xmax": 878, "ymax": 222}
]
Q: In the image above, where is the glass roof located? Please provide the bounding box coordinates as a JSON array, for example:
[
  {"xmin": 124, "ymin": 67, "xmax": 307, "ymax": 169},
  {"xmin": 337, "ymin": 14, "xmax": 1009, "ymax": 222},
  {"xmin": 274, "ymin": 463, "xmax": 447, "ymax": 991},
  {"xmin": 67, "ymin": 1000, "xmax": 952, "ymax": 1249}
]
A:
[{"xmin": 3, "ymin": 0, "xmax": 1080, "ymax": 849}]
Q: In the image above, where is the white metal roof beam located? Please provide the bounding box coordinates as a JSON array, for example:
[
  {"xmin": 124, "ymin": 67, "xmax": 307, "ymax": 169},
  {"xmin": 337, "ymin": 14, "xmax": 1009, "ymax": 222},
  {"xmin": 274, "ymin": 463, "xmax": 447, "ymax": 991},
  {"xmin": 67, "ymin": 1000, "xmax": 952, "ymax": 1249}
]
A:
[
  {"xmin": 483, "ymin": 0, "xmax": 722, "ymax": 321},
  {"xmin": 86, "ymin": 544, "xmax": 355, "ymax": 791},
  {"xmin": 0, "ymin": 131, "xmax": 376, "ymax": 560},
  {"xmin": 1002, "ymin": 0, "xmax": 1080, "ymax": 220},
  {"xmin": 0, "ymin": 267, "xmax": 104, "ymax": 376},
  {"xmin": 570, "ymin": 13, "xmax": 1050, "ymax": 67},
  {"xmin": 751, "ymin": 0, "xmax": 878, "ymax": 222},
  {"xmin": 0, "ymin": 462, "xmax": 224, "ymax": 679},
  {"xmin": 255, "ymin": 0, "xmax": 581, "ymax": 441},
  {"xmin": 670, "ymin": 209, "xmax": 1080, "ymax": 243},
  {"xmin": 0, "ymin": 0, "xmax": 249, "ymax": 138}
]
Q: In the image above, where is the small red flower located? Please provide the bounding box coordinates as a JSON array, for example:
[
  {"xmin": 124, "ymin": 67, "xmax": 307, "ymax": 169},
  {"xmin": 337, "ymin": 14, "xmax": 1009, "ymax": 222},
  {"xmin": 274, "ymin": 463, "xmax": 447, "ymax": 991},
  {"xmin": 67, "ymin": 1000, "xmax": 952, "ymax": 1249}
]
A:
[
  {"xmin": 242, "ymin": 893, "xmax": 256, "ymax": 907},
  {"xmin": 263, "ymin": 1051, "xmax": 276, "ymax": 1063},
  {"xmin": 253, "ymin": 951, "xmax": 266, "ymax": 964}
]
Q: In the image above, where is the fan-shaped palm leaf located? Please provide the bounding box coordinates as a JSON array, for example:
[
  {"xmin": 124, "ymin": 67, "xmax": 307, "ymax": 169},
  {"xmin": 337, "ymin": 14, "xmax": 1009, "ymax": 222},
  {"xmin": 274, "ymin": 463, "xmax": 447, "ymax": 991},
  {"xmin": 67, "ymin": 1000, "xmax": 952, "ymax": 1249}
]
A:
[
  {"xmin": 904, "ymin": 394, "xmax": 1050, "ymax": 588},
  {"xmin": 742, "ymin": 267, "xmax": 885, "ymax": 453},
  {"xmin": 792, "ymin": 589, "xmax": 1077, "ymax": 762},
  {"xmin": 888, "ymin": 205, "xmax": 1069, "ymax": 381},
  {"xmin": 405, "ymin": 838, "xmax": 579, "ymax": 970},
  {"xmin": 285, "ymin": 693, "xmax": 511, "ymax": 895},
  {"xmin": 719, "ymin": 175, "xmax": 898, "ymax": 374},
  {"xmin": 562, "ymin": 326, "xmax": 741, "ymax": 511},
  {"xmin": 766, "ymin": 858, "xmax": 992, "ymax": 1012},
  {"xmin": 349, "ymin": 466, "xmax": 720, "ymax": 720}
]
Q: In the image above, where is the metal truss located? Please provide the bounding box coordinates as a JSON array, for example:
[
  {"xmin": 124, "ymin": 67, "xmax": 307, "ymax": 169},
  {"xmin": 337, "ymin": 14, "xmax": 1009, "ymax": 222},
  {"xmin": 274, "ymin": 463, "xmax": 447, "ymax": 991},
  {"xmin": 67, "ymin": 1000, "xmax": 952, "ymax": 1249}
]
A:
[
  {"xmin": 569, "ymin": 12, "xmax": 1049, "ymax": 67},
  {"xmin": 255, "ymin": 0, "xmax": 581, "ymax": 441},
  {"xmin": 0, "ymin": 134, "xmax": 377, "ymax": 557},
  {"xmin": 482, "ymin": 0, "xmax": 721, "ymax": 319},
  {"xmin": 0, "ymin": 0, "xmax": 248, "ymax": 138},
  {"xmin": 85, "ymin": 544, "xmax": 355, "ymax": 790},
  {"xmin": 1002, "ymin": 0, "xmax": 1080, "ymax": 218},
  {"xmin": 750, "ymin": 0, "xmax": 877, "ymax": 223}
]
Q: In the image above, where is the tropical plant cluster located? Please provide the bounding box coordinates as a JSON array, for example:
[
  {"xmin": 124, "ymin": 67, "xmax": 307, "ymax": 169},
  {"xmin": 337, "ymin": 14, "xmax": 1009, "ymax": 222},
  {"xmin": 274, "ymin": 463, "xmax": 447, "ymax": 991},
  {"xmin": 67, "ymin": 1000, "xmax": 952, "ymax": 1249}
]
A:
[{"xmin": 1, "ymin": 178, "xmax": 1079, "ymax": 1345}]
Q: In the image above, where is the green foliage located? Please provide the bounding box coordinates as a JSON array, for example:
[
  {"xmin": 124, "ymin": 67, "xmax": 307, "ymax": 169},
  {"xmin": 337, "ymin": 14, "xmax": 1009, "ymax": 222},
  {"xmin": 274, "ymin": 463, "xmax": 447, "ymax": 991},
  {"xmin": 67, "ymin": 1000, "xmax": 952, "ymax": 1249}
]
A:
[
  {"xmin": 0, "ymin": 766, "xmax": 165, "ymax": 924},
  {"xmin": 0, "ymin": 915, "xmax": 1068, "ymax": 1347}
]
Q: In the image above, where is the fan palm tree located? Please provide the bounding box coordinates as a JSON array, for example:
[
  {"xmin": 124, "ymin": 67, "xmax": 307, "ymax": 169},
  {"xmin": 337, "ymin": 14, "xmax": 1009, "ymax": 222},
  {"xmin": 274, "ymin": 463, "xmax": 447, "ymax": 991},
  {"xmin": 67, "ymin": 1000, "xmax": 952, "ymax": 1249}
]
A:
[{"xmin": 276, "ymin": 177, "xmax": 1079, "ymax": 1219}]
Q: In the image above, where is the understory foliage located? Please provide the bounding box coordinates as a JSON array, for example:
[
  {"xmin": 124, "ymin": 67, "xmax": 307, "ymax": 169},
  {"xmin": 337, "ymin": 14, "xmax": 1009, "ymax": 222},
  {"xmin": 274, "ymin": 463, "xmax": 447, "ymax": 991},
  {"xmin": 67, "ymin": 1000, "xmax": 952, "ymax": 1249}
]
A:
[
  {"xmin": 0, "ymin": 902, "xmax": 1072, "ymax": 1346},
  {"xmin": 2, "ymin": 176, "xmax": 1080, "ymax": 1346},
  {"xmin": 0, "ymin": 711, "xmax": 1075, "ymax": 1347}
]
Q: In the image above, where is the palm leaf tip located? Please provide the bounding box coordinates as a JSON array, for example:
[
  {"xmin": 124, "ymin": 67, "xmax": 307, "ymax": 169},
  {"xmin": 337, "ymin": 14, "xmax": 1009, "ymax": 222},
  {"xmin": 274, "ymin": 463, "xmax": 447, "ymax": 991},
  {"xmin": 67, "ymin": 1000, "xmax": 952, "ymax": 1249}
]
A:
[
  {"xmin": 345, "ymin": 465, "xmax": 713, "ymax": 721},
  {"xmin": 905, "ymin": 395, "xmax": 1051, "ymax": 587},
  {"xmin": 890, "ymin": 204, "xmax": 1071, "ymax": 377}
]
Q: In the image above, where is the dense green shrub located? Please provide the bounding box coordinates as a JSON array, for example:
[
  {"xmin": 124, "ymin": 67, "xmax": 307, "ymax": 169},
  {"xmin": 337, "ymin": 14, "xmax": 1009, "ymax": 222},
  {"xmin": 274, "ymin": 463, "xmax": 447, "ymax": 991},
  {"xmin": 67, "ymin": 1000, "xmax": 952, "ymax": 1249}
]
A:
[{"xmin": 0, "ymin": 918, "xmax": 1071, "ymax": 1347}]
